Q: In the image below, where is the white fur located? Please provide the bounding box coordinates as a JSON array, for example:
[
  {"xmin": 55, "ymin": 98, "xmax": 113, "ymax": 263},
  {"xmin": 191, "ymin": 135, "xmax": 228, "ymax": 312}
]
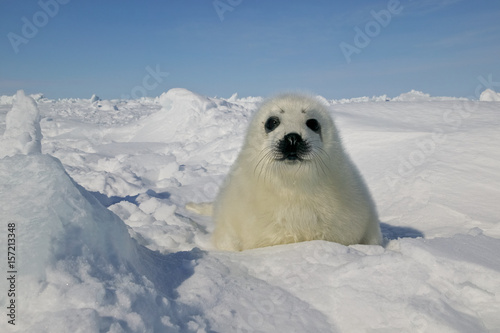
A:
[{"xmin": 213, "ymin": 94, "xmax": 382, "ymax": 251}]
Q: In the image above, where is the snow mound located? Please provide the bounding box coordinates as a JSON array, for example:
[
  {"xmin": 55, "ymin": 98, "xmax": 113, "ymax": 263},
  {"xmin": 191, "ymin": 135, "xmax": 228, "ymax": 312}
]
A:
[
  {"xmin": 130, "ymin": 88, "xmax": 217, "ymax": 142},
  {"xmin": 159, "ymin": 88, "xmax": 216, "ymax": 114},
  {"xmin": 392, "ymin": 90, "xmax": 432, "ymax": 102},
  {"xmin": 89, "ymin": 94, "xmax": 100, "ymax": 103},
  {"xmin": 0, "ymin": 155, "xmax": 136, "ymax": 279},
  {"xmin": 129, "ymin": 88, "xmax": 254, "ymax": 147},
  {"xmin": 30, "ymin": 93, "xmax": 45, "ymax": 101},
  {"xmin": 390, "ymin": 90, "xmax": 467, "ymax": 102},
  {"xmin": 0, "ymin": 90, "xmax": 42, "ymax": 158},
  {"xmin": 480, "ymin": 88, "xmax": 500, "ymax": 101},
  {"xmin": 0, "ymin": 154, "xmax": 206, "ymax": 332},
  {"xmin": 330, "ymin": 94, "xmax": 390, "ymax": 104},
  {"xmin": 227, "ymin": 92, "xmax": 239, "ymax": 102}
]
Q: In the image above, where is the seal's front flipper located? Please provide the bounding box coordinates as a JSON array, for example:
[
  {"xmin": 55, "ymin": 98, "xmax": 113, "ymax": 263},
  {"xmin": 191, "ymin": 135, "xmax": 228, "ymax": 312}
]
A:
[{"xmin": 186, "ymin": 202, "xmax": 214, "ymax": 216}]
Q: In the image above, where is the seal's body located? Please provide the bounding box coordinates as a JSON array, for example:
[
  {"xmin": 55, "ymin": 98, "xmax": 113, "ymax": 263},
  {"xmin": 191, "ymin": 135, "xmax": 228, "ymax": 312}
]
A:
[{"xmin": 212, "ymin": 94, "xmax": 382, "ymax": 251}]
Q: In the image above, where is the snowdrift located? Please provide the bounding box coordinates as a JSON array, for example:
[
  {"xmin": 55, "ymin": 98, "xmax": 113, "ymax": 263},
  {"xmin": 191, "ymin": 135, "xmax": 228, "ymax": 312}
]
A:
[
  {"xmin": 1, "ymin": 88, "xmax": 500, "ymax": 332},
  {"xmin": 480, "ymin": 88, "xmax": 500, "ymax": 101},
  {"xmin": 0, "ymin": 154, "xmax": 210, "ymax": 332},
  {"xmin": 129, "ymin": 88, "xmax": 252, "ymax": 145}
]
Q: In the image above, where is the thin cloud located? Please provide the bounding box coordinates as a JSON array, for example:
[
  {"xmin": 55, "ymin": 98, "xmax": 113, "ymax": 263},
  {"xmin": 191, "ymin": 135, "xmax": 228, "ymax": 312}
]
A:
[
  {"xmin": 402, "ymin": 0, "xmax": 464, "ymax": 16},
  {"xmin": 416, "ymin": 26, "xmax": 500, "ymax": 48}
]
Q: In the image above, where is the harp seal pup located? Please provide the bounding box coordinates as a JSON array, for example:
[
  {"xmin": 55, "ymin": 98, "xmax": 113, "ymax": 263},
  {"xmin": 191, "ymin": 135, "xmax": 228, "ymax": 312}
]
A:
[{"xmin": 212, "ymin": 93, "xmax": 382, "ymax": 251}]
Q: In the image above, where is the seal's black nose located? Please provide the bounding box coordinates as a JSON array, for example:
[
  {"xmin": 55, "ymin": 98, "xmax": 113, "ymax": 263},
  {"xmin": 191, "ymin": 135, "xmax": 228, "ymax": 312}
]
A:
[
  {"xmin": 280, "ymin": 133, "xmax": 306, "ymax": 161},
  {"xmin": 284, "ymin": 133, "xmax": 302, "ymax": 147}
]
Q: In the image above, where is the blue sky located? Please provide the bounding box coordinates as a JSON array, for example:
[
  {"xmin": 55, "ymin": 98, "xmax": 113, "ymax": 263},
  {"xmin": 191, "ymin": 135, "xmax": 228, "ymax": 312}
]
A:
[{"xmin": 1, "ymin": 0, "xmax": 499, "ymax": 100}]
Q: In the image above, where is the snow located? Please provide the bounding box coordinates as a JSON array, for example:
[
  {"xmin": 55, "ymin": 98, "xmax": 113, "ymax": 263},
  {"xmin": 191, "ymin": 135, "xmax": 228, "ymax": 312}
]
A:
[
  {"xmin": 1, "ymin": 88, "xmax": 499, "ymax": 332},
  {"xmin": 0, "ymin": 154, "xmax": 177, "ymax": 331},
  {"xmin": 90, "ymin": 94, "xmax": 100, "ymax": 103},
  {"xmin": 480, "ymin": 89, "xmax": 500, "ymax": 102},
  {"xmin": 0, "ymin": 90, "xmax": 42, "ymax": 158},
  {"xmin": 391, "ymin": 89, "xmax": 463, "ymax": 102}
]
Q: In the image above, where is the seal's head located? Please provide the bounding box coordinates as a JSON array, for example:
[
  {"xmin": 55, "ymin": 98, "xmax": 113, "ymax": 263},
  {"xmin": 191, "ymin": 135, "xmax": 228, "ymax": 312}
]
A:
[{"xmin": 242, "ymin": 93, "xmax": 341, "ymax": 181}]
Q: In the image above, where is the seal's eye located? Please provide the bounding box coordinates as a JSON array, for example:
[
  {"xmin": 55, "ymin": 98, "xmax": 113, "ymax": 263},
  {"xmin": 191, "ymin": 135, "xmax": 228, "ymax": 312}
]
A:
[
  {"xmin": 265, "ymin": 116, "xmax": 280, "ymax": 133},
  {"xmin": 306, "ymin": 119, "xmax": 321, "ymax": 133}
]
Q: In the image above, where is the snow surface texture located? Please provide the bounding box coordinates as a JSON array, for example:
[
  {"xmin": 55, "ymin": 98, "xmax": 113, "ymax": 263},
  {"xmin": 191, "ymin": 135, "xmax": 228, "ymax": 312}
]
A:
[{"xmin": 0, "ymin": 88, "xmax": 499, "ymax": 332}]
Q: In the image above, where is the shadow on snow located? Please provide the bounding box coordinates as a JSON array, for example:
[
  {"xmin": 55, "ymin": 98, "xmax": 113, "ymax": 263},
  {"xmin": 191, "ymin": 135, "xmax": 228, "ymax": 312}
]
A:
[
  {"xmin": 90, "ymin": 189, "xmax": 171, "ymax": 207},
  {"xmin": 380, "ymin": 222, "xmax": 424, "ymax": 240}
]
